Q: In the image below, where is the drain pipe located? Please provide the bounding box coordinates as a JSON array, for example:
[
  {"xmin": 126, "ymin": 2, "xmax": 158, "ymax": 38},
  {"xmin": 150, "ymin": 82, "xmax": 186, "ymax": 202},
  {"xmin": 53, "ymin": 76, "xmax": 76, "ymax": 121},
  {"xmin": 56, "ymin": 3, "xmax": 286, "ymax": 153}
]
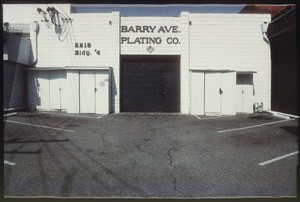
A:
[
  {"xmin": 261, "ymin": 22, "xmax": 271, "ymax": 111},
  {"xmin": 30, "ymin": 21, "xmax": 39, "ymax": 67}
]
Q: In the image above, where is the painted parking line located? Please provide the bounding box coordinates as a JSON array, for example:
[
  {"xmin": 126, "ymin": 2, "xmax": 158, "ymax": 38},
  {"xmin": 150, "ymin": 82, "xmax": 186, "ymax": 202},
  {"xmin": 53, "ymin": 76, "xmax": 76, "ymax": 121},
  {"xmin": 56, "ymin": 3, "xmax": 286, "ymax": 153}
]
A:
[
  {"xmin": 217, "ymin": 119, "xmax": 295, "ymax": 133},
  {"xmin": 5, "ymin": 120, "xmax": 75, "ymax": 133},
  {"xmin": 259, "ymin": 151, "xmax": 299, "ymax": 166},
  {"xmin": 4, "ymin": 160, "xmax": 16, "ymax": 166},
  {"xmin": 38, "ymin": 112, "xmax": 101, "ymax": 119},
  {"xmin": 194, "ymin": 115, "xmax": 201, "ymax": 120},
  {"xmin": 97, "ymin": 115, "xmax": 106, "ymax": 119},
  {"xmin": 194, "ymin": 115, "xmax": 234, "ymax": 120}
]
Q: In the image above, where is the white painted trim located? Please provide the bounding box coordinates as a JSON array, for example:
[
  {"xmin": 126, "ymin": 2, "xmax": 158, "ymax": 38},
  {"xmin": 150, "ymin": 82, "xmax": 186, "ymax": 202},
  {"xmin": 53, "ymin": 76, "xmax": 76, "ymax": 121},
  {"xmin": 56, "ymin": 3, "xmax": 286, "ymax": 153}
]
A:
[
  {"xmin": 217, "ymin": 119, "xmax": 295, "ymax": 133},
  {"xmin": 259, "ymin": 151, "xmax": 299, "ymax": 166},
  {"xmin": 5, "ymin": 120, "xmax": 75, "ymax": 133}
]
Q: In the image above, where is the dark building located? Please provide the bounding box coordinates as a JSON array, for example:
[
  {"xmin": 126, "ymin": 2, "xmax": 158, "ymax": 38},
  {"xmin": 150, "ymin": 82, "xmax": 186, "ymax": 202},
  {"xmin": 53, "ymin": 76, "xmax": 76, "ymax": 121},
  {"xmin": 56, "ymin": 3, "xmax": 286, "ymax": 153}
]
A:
[
  {"xmin": 267, "ymin": 7, "xmax": 298, "ymax": 116},
  {"xmin": 241, "ymin": 4, "xmax": 298, "ymax": 116}
]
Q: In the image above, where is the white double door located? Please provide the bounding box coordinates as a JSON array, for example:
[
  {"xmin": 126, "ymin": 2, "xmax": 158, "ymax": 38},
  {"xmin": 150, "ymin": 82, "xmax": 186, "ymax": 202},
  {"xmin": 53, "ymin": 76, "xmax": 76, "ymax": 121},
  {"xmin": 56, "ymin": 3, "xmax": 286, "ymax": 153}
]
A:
[
  {"xmin": 29, "ymin": 71, "xmax": 66, "ymax": 110},
  {"xmin": 79, "ymin": 71, "xmax": 109, "ymax": 114},
  {"xmin": 204, "ymin": 72, "xmax": 236, "ymax": 116},
  {"xmin": 205, "ymin": 73, "xmax": 222, "ymax": 115}
]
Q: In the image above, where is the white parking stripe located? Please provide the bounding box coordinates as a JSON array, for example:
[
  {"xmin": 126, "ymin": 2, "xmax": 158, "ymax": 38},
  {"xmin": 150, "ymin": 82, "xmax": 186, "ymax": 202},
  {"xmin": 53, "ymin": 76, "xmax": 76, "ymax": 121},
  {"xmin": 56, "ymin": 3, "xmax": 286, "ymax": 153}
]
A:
[
  {"xmin": 38, "ymin": 112, "xmax": 99, "ymax": 119},
  {"xmin": 97, "ymin": 115, "xmax": 106, "ymax": 119},
  {"xmin": 259, "ymin": 151, "xmax": 299, "ymax": 166},
  {"xmin": 4, "ymin": 160, "xmax": 16, "ymax": 166},
  {"xmin": 200, "ymin": 115, "xmax": 234, "ymax": 120},
  {"xmin": 194, "ymin": 115, "xmax": 201, "ymax": 120},
  {"xmin": 6, "ymin": 120, "xmax": 75, "ymax": 133},
  {"xmin": 217, "ymin": 119, "xmax": 295, "ymax": 133}
]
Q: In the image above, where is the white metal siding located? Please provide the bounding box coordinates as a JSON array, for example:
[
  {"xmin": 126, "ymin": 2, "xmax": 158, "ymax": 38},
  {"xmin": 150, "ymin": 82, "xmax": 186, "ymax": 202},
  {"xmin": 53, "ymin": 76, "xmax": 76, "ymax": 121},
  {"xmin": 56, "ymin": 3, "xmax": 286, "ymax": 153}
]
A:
[
  {"xmin": 180, "ymin": 12, "xmax": 190, "ymax": 114},
  {"xmin": 33, "ymin": 12, "xmax": 120, "ymax": 113},
  {"xmin": 121, "ymin": 17, "xmax": 181, "ymax": 55},
  {"xmin": 189, "ymin": 14, "xmax": 271, "ymax": 111}
]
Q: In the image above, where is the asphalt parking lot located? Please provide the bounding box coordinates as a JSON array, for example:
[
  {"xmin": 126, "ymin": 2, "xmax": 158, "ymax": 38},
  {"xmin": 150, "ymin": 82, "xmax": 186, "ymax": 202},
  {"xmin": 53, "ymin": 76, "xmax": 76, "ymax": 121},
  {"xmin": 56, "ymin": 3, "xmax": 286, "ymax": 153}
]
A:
[{"xmin": 3, "ymin": 111, "xmax": 299, "ymax": 198}]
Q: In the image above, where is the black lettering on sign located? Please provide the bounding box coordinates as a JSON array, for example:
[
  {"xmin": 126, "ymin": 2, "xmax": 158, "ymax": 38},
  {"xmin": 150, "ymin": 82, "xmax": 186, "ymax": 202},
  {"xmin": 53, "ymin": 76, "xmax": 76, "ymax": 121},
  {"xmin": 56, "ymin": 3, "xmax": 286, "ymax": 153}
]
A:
[
  {"xmin": 120, "ymin": 25, "xmax": 157, "ymax": 33},
  {"xmin": 74, "ymin": 43, "xmax": 92, "ymax": 48},
  {"xmin": 121, "ymin": 37, "xmax": 162, "ymax": 44}
]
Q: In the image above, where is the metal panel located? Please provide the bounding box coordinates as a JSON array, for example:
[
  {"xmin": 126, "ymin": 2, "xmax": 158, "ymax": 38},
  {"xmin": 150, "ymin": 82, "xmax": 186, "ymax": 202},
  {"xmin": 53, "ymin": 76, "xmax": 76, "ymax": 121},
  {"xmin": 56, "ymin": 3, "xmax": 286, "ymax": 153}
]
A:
[
  {"xmin": 80, "ymin": 71, "xmax": 95, "ymax": 113},
  {"xmin": 221, "ymin": 71, "xmax": 236, "ymax": 115},
  {"xmin": 95, "ymin": 71, "xmax": 109, "ymax": 114},
  {"xmin": 35, "ymin": 71, "xmax": 50, "ymax": 110},
  {"xmin": 49, "ymin": 71, "xmax": 61, "ymax": 110},
  {"xmin": 190, "ymin": 71, "xmax": 205, "ymax": 115},
  {"xmin": 236, "ymin": 74, "xmax": 254, "ymax": 113},
  {"xmin": 60, "ymin": 72, "xmax": 67, "ymax": 110},
  {"xmin": 162, "ymin": 72, "xmax": 180, "ymax": 112},
  {"xmin": 121, "ymin": 56, "xmax": 180, "ymax": 112},
  {"xmin": 67, "ymin": 70, "xmax": 79, "ymax": 113},
  {"xmin": 49, "ymin": 71, "xmax": 67, "ymax": 110},
  {"xmin": 205, "ymin": 72, "xmax": 222, "ymax": 115}
]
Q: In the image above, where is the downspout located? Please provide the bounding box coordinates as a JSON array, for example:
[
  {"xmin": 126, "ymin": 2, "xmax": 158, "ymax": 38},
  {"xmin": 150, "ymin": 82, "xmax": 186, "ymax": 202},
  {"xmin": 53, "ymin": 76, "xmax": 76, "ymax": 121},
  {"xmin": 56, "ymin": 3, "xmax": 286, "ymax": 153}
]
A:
[
  {"xmin": 28, "ymin": 21, "xmax": 39, "ymax": 110},
  {"xmin": 261, "ymin": 22, "xmax": 271, "ymax": 111},
  {"xmin": 29, "ymin": 21, "xmax": 39, "ymax": 67}
]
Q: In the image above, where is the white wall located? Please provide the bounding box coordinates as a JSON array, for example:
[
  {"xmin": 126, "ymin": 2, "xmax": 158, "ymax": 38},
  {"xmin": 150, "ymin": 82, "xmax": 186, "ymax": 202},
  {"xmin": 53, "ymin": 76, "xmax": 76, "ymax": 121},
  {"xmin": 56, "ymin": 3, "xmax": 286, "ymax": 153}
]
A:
[
  {"xmin": 35, "ymin": 13, "xmax": 119, "ymax": 68},
  {"xmin": 120, "ymin": 17, "xmax": 181, "ymax": 55},
  {"xmin": 189, "ymin": 13, "xmax": 271, "ymax": 111},
  {"xmin": 32, "ymin": 11, "xmax": 120, "ymax": 113}
]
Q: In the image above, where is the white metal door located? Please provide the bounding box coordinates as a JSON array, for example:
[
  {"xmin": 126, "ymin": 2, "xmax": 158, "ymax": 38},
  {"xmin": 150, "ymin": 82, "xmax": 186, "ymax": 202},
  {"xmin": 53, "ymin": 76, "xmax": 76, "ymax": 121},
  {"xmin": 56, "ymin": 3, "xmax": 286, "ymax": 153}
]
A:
[
  {"xmin": 236, "ymin": 84, "xmax": 243, "ymax": 112},
  {"xmin": 60, "ymin": 72, "xmax": 67, "ymax": 110},
  {"xmin": 36, "ymin": 71, "xmax": 50, "ymax": 110},
  {"xmin": 205, "ymin": 72, "xmax": 222, "ymax": 115},
  {"xmin": 242, "ymin": 84, "xmax": 253, "ymax": 113},
  {"xmin": 50, "ymin": 71, "xmax": 61, "ymax": 110},
  {"xmin": 80, "ymin": 71, "xmax": 95, "ymax": 113},
  {"xmin": 236, "ymin": 74, "xmax": 254, "ymax": 113},
  {"xmin": 95, "ymin": 71, "xmax": 109, "ymax": 114}
]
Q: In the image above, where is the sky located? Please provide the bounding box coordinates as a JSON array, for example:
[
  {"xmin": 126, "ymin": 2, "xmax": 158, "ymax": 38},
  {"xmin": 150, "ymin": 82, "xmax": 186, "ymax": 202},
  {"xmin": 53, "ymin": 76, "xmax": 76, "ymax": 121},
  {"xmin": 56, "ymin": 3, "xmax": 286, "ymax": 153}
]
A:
[{"xmin": 2, "ymin": 4, "xmax": 245, "ymax": 24}]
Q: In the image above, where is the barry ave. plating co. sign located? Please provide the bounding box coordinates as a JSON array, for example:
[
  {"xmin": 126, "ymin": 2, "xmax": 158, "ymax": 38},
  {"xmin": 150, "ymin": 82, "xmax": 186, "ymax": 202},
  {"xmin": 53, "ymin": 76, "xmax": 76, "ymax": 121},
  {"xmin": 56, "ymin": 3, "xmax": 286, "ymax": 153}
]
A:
[{"xmin": 121, "ymin": 25, "xmax": 180, "ymax": 44}]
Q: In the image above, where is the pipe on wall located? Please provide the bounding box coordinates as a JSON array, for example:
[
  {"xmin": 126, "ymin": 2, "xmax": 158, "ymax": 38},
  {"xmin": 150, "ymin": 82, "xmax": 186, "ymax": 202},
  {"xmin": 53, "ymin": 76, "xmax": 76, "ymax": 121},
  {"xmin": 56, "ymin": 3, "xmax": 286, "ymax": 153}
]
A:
[
  {"xmin": 261, "ymin": 22, "xmax": 271, "ymax": 111},
  {"xmin": 30, "ymin": 21, "xmax": 39, "ymax": 67}
]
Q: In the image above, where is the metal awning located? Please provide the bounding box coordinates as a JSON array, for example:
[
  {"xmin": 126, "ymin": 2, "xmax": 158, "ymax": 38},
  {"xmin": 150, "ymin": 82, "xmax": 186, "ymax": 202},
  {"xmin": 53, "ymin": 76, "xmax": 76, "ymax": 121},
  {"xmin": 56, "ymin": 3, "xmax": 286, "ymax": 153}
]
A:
[
  {"xmin": 28, "ymin": 66, "xmax": 112, "ymax": 71},
  {"xmin": 236, "ymin": 71, "xmax": 257, "ymax": 74},
  {"xmin": 189, "ymin": 69, "xmax": 236, "ymax": 72}
]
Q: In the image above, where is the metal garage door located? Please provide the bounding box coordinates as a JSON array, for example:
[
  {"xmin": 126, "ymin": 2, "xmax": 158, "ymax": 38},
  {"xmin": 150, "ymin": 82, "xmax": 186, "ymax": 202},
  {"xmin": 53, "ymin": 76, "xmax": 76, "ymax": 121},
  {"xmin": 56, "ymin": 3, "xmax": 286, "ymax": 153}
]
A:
[{"xmin": 121, "ymin": 56, "xmax": 180, "ymax": 112}]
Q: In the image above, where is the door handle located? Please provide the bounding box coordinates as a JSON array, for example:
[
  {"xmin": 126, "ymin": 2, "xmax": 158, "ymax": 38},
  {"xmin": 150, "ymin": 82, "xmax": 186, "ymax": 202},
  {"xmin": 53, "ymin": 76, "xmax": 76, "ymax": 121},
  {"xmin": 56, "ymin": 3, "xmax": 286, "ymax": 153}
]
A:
[
  {"xmin": 219, "ymin": 88, "xmax": 223, "ymax": 94},
  {"xmin": 162, "ymin": 91, "xmax": 166, "ymax": 95}
]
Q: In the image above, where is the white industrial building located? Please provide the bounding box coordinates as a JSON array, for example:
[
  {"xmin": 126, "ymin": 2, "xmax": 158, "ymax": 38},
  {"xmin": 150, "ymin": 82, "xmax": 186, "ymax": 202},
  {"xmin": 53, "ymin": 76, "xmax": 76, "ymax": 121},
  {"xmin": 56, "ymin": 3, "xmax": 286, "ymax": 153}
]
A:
[{"xmin": 25, "ymin": 5, "xmax": 271, "ymax": 115}]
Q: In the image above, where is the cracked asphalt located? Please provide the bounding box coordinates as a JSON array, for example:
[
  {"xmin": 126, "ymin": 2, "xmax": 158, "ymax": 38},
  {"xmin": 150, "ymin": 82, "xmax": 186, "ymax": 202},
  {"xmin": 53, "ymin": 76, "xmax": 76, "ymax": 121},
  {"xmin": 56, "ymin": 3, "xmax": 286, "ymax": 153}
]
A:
[{"xmin": 3, "ymin": 111, "xmax": 299, "ymax": 198}]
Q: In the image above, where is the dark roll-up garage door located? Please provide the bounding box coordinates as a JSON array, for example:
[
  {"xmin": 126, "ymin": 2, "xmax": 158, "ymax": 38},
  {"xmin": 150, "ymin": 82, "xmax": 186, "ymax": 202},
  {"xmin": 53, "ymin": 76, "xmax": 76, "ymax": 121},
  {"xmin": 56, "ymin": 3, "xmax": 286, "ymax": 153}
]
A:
[{"xmin": 121, "ymin": 55, "xmax": 180, "ymax": 112}]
